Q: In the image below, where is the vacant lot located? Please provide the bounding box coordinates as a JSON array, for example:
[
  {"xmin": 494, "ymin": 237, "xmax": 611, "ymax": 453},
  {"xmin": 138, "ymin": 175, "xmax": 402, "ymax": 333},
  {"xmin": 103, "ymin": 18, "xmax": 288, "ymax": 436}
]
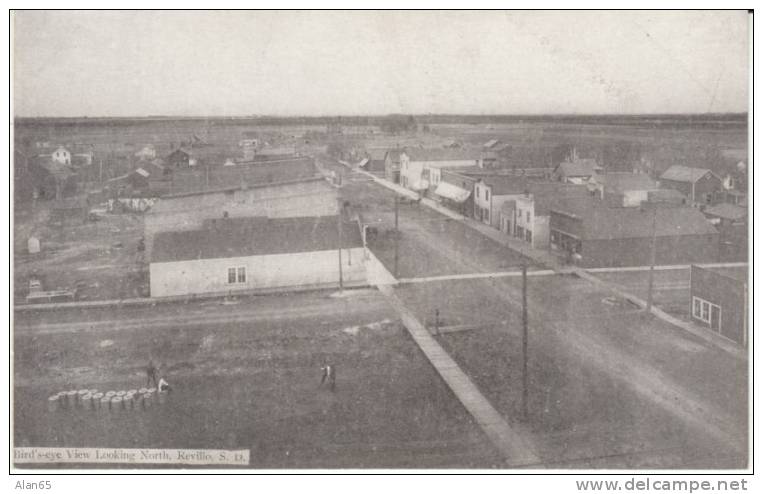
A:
[
  {"xmin": 14, "ymin": 290, "xmax": 501, "ymax": 469},
  {"xmin": 14, "ymin": 204, "xmax": 146, "ymax": 303}
]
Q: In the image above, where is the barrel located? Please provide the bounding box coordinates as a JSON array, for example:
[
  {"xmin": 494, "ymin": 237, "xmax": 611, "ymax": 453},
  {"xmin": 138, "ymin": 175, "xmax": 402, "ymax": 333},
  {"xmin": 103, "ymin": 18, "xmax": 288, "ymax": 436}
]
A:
[
  {"xmin": 123, "ymin": 393, "xmax": 135, "ymax": 410},
  {"xmin": 77, "ymin": 390, "xmax": 90, "ymax": 407},
  {"xmin": 47, "ymin": 394, "xmax": 60, "ymax": 412},
  {"xmin": 112, "ymin": 396, "xmax": 124, "ymax": 412},
  {"xmin": 81, "ymin": 393, "xmax": 93, "ymax": 410},
  {"xmin": 91, "ymin": 392, "xmax": 104, "ymax": 410},
  {"xmin": 100, "ymin": 396, "xmax": 112, "ymax": 412},
  {"xmin": 115, "ymin": 390, "xmax": 126, "ymax": 397},
  {"xmin": 66, "ymin": 390, "xmax": 78, "ymax": 407},
  {"xmin": 142, "ymin": 390, "xmax": 155, "ymax": 409}
]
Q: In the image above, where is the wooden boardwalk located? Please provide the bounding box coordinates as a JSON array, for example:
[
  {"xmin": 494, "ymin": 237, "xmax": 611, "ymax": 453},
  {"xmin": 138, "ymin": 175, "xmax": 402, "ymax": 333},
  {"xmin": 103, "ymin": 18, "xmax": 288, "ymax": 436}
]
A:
[{"xmin": 377, "ymin": 284, "xmax": 541, "ymax": 467}]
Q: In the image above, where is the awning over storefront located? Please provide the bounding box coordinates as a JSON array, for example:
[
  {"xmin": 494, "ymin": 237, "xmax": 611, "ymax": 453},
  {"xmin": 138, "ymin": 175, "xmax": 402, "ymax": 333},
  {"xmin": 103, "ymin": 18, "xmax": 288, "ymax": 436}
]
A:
[{"xmin": 434, "ymin": 182, "xmax": 471, "ymax": 203}]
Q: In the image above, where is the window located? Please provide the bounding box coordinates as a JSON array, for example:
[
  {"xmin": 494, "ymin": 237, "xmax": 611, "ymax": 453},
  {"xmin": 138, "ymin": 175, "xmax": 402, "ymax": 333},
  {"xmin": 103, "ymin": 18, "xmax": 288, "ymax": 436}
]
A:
[
  {"xmin": 526, "ymin": 211, "xmax": 531, "ymax": 223},
  {"xmin": 485, "ymin": 189, "xmax": 489, "ymax": 201},
  {"xmin": 526, "ymin": 230, "xmax": 532, "ymax": 243},
  {"xmin": 228, "ymin": 266, "xmax": 246, "ymax": 284},
  {"xmin": 692, "ymin": 296, "xmax": 718, "ymax": 324}
]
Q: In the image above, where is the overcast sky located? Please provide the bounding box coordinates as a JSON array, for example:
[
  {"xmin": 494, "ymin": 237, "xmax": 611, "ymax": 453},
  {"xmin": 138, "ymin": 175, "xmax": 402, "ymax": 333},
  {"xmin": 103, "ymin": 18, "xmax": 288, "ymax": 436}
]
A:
[{"xmin": 12, "ymin": 10, "xmax": 749, "ymax": 117}]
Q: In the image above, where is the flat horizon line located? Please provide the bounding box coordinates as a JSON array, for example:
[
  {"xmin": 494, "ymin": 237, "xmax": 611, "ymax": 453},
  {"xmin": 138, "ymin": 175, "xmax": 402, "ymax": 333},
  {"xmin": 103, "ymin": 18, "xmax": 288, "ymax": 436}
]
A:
[{"xmin": 13, "ymin": 112, "xmax": 749, "ymax": 120}]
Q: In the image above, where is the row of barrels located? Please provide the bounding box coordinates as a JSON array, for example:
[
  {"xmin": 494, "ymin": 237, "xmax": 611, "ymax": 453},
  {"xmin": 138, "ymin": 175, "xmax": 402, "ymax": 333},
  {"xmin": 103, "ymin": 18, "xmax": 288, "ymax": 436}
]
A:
[{"xmin": 48, "ymin": 388, "xmax": 167, "ymax": 412}]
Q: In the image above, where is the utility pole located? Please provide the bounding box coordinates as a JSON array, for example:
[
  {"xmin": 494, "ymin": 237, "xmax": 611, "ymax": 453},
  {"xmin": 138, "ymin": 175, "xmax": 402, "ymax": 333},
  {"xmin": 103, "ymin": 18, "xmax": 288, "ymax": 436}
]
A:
[
  {"xmin": 99, "ymin": 158, "xmax": 103, "ymax": 185},
  {"xmin": 646, "ymin": 206, "xmax": 657, "ymax": 312},
  {"xmin": 521, "ymin": 262, "xmax": 529, "ymax": 421},
  {"xmin": 394, "ymin": 195, "xmax": 399, "ymax": 278},
  {"xmin": 337, "ymin": 201, "xmax": 344, "ymax": 290}
]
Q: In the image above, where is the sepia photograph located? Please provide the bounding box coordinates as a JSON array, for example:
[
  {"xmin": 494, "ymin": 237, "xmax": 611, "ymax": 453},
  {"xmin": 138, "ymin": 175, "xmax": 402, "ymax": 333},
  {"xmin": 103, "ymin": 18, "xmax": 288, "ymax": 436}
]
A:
[{"xmin": 9, "ymin": 8, "xmax": 752, "ymax": 479}]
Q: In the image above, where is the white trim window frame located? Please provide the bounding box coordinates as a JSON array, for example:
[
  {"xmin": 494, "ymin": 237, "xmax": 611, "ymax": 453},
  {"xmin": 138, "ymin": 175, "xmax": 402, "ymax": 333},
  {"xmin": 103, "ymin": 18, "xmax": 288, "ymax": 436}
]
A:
[
  {"xmin": 692, "ymin": 296, "xmax": 719, "ymax": 324},
  {"xmin": 228, "ymin": 266, "xmax": 247, "ymax": 285}
]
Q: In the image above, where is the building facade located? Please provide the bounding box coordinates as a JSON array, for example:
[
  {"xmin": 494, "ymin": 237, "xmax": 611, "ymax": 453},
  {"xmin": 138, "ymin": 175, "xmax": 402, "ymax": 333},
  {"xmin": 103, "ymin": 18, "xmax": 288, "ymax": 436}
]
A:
[
  {"xmin": 549, "ymin": 205, "xmax": 720, "ymax": 268},
  {"xmin": 690, "ymin": 265, "xmax": 747, "ymax": 346},
  {"xmin": 150, "ymin": 216, "xmax": 366, "ymax": 297}
]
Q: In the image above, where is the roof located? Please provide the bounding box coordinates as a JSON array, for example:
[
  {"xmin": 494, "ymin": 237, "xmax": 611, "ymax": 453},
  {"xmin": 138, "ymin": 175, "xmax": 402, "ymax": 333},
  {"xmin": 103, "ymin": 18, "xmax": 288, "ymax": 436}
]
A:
[
  {"xmin": 694, "ymin": 265, "xmax": 747, "ymax": 284},
  {"xmin": 151, "ymin": 216, "xmax": 362, "ymax": 263},
  {"xmin": 404, "ymin": 148, "xmax": 482, "ymax": 163},
  {"xmin": 135, "ymin": 168, "xmax": 150, "ymax": 178},
  {"xmin": 483, "ymin": 139, "xmax": 499, "ymax": 149},
  {"xmin": 434, "ymin": 182, "xmax": 471, "ymax": 203},
  {"xmin": 477, "ymin": 176, "xmax": 529, "ymax": 195},
  {"xmin": 552, "ymin": 205, "xmax": 719, "ymax": 240},
  {"xmin": 648, "ymin": 189, "xmax": 686, "ymax": 202},
  {"xmin": 525, "ymin": 183, "xmax": 591, "ymax": 215},
  {"xmin": 660, "ymin": 165, "xmax": 715, "ymax": 183},
  {"xmin": 596, "ymin": 173, "xmax": 658, "ymax": 192},
  {"xmin": 556, "ymin": 159, "xmax": 601, "ymax": 178},
  {"xmin": 163, "ymin": 157, "xmax": 317, "ymax": 194},
  {"xmin": 704, "ymin": 203, "xmax": 747, "ymax": 221},
  {"xmin": 385, "ymin": 149, "xmax": 403, "ymax": 162},
  {"xmin": 367, "ymin": 149, "xmax": 387, "ymax": 160}
]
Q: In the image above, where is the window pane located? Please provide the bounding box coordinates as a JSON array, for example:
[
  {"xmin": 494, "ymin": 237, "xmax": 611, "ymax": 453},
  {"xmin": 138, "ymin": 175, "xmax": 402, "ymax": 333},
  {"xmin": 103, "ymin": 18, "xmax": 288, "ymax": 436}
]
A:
[
  {"xmin": 237, "ymin": 267, "xmax": 246, "ymax": 283},
  {"xmin": 693, "ymin": 298, "xmax": 701, "ymax": 318},
  {"xmin": 701, "ymin": 302, "xmax": 709, "ymax": 320},
  {"xmin": 228, "ymin": 268, "xmax": 236, "ymax": 284}
]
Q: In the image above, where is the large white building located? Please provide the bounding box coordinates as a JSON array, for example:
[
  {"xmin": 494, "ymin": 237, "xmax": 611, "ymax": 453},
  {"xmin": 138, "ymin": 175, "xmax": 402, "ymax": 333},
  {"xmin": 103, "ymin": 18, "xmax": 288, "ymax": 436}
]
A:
[{"xmin": 150, "ymin": 216, "xmax": 366, "ymax": 297}]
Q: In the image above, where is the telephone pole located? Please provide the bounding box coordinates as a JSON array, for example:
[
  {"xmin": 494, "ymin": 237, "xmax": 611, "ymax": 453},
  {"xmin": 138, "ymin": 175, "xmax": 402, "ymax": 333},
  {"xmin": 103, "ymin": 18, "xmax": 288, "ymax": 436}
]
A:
[
  {"xmin": 337, "ymin": 201, "xmax": 344, "ymax": 290},
  {"xmin": 521, "ymin": 262, "xmax": 529, "ymax": 421},
  {"xmin": 394, "ymin": 195, "xmax": 399, "ymax": 278},
  {"xmin": 646, "ymin": 206, "xmax": 657, "ymax": 312}
]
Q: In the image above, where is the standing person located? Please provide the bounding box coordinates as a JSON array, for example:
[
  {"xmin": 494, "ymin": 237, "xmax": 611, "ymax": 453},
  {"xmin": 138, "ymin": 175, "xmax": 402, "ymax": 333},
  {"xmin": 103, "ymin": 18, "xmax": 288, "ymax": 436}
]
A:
[
  {"xmin": 319, "ymin": 363, "xmax": 336, "ymax": 392},
  {"xmin": 146, "ymin": 359, "xmax": 158, "ymax": 388}
]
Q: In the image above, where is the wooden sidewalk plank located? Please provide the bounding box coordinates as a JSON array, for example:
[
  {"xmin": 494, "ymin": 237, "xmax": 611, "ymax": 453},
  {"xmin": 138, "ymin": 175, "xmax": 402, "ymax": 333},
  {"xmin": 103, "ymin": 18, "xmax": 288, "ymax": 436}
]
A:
[{"xmin": 377, "ymin": 284, "xmax": 540, "ymax": 467}]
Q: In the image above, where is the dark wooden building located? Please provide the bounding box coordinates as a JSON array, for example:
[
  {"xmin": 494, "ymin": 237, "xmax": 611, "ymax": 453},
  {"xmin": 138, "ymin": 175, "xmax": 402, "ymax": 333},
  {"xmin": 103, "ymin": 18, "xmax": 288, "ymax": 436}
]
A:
[
  {"xmin": 690, "ymin": 265, "xmax": 747, "ymax": 346},
  {"xmin": 549, "ymin": 204, "xmax": 720, "ymax": 268}
]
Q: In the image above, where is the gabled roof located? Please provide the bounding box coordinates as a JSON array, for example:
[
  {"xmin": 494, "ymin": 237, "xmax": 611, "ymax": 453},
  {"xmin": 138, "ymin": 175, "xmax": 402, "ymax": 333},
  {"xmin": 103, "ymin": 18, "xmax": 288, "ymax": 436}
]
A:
[
  {"xmin": 477, "ymin": 176, "xmax": 529, "ymax": 195},
  {"xmin": 596, "ymin": 173, "xmax": 658, "ymax": 192},
  {"xmin": 404, "ymin": 148, "xmax": 482, "ymax": 162},
  {"xmin": 385, "ymin": 149, "xmax": 403, "ymax": 162},
  {"xmin": 556, "ymin": 159, "xmax": 601, "ymax": 178},
  {"xmin": 525, "ymin": 183, "xmax": 591, "ymax": 215},
  {"xmin": 660, "ymin": 165, "xmax": 716, "ymax": 183},
  {"xmin": 704, "ymin": 203, "xmax": 747, "ymax": 221},
  {"xmin": 151, "ymin": 216, "xmax": 362, "ymax": 263},
  {"xmin": 552, "ymin": 205, "xmax": 718, "ymax": 240}
]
